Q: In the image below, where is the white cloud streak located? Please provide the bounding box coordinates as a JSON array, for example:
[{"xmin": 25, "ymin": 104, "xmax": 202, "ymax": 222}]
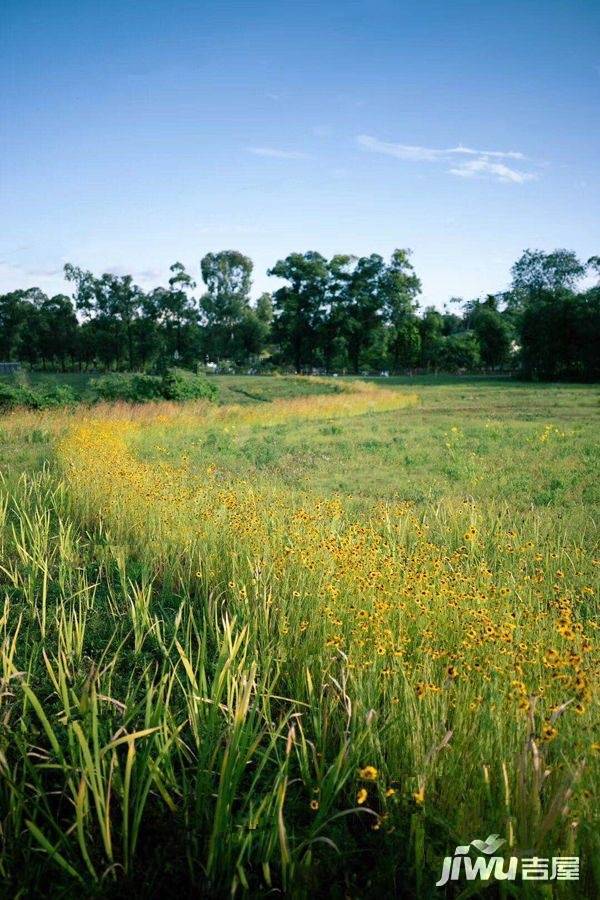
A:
[
  {"xmin": 356, "ymin": 134, "xmax": 536, "ymax": 183},
  {"xmin": 247, "ymin": 146, "xmax": 310, "ymax": 159},
  {"xmin": 448, "ymin": 158, "xmax": 535, "ymax": 183}
]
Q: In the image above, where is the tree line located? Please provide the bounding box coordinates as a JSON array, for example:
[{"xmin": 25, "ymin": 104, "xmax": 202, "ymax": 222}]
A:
[{"xmin": 1, "ymin": 247, "xmax": 598, "ymax": 380}]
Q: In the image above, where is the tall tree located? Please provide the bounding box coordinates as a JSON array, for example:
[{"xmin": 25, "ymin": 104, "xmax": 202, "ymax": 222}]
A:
[
  {"xmin": 64, "ymin": 265, "xmax": 143, "ymax": 369},
  {"xmin": 245, "ymin": 292, "xmax": 274, "ymax": 362},
  {"xmin": 337, "ymin": 253, "xmax": 388, "ymax": 373},
  {"xmin": 507, "ymin": 248, "xmax": 596, "ymax": 380},
  {"xmin": 0, "ymin": 290, "xmax": 29, "ymax": 361},
  {"xmin": 255, "ymin": 292, "xmax": 273, "ymax": 328},
  {"xmin": 383, "ymin": 249, "xmax": 422, "ymax": 371},
  {"xmin": 419, "ymin": 307, "xmax": 444, "ymax": 369},
  {"xmin": 519, "ymin": 288, "xmax": 599, "ymax": 380},
  {"xmin": 466, "ymin": 296, "xmax": 513, "ymax": 369},
  {"xmin": 268, "ymin": 251, "xmax": 329, "ymax": 371},
  {"xmin": 320, "ymin": 255, "xmax": 354, "ymax": 371},
  {"xmin": 146, "ymin": 262, "xmax": 198, "ymax": 365},
  {"xmin": 509, "ymin": 249, "xmax": 585, "ymax": 307},
  {"xmin": 200, "ymin": 251, "xmax": 254, "ymax": 362},
  {"xmin": 36, "ymin": 294, "xmax": 79, "ymax": 370}
]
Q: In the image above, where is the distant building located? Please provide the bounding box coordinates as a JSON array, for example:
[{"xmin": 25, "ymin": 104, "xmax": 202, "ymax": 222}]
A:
[{"xmin": 0, "ymin": 362, "xmax": 21, "ymax": 374}]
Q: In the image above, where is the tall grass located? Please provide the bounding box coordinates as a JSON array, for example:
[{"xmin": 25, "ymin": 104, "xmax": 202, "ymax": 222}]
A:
[{"xmin": 0, "ymin": 382, "xmax": 597, "ymax": 897}]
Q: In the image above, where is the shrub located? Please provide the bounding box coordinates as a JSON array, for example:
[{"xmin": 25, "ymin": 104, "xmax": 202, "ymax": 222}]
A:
[
  {"xmin": 1, "ymin": 371, "xmax": 217, "ymax": 410},
  {"xmin": 90, "ymin": 373, "xmax": 164, "ymax": 403},
  {"xmin": 36, "ymin": 383, "xmax": 77, "ymax": 407},
  {"xmin": 0, "ymin": 382, "xmax": 33, "ymax": 411},
  {"xmin": 160, "ymin": 368, "xmax": 218, "ymax": 402},
  {"xmin": 90, "ymin": 369, "xmax": 218, "ymax": 404},
  {"xmin": 0, "ymin": 381, "xmax": 76, "ymax": 411}
]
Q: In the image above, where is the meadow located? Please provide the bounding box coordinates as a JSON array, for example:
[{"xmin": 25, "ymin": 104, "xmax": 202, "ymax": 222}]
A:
[{"xmin": 0, "ymin": 376, "xmax": 598, "ymax": 898}]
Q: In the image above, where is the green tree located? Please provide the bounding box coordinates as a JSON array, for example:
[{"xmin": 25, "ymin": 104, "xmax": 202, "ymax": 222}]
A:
[
  {"xmin": 418, "ymin": 307, "xmax": 444, "ymax": 369},
  {"xmin": 509, "ymin": 249, "xmax": 585, "ymax": 307},
  {"xmin": 508, "ymin": 248, "xmax": 598, "ymax": 380},
  {"xmin": 64, "ymin": 265, "xmax": 143, "ymax": 369},
  {"xmin": 16, "ymin": 297, "xmax": 43, "ymax": 368},
  {"xmin": 319, "ymin": 255, "xmax": 353, "ymax": 372},
  {"xmin": 36, "ymin": 294, "xmax": 79, "ymax": 370},
  {"xmin": 268, "ymin": 251, "xmax": 329, "ymax": 371},
  {"xmin": 146, "ymin": 262, "xmax": 199, "ymax": 367},
  {"xmin": 130, "ymin": 309, "xmax": 165, "ymax": 371},
  {"xmin": 255, "ymin": 292, "xmax": 273, "ymax": 327},
  {"xmin": 242, "ymin": 292, "xmax": 273, "ymax": 365},
  {"xmin": 467, "ymin": 297, "xmax": 513, "ymax": 369},
  {"xmin": 520, "ymin": 289, "xmax": 599, "ymax": 380},
  {"xmin": 0, "ymin": 290, "xmax": 29, "ymax": 360},
  {"xmin": 439, "ymin": 332, "xmax": 481, "ymax": 372},
  {"xmin": 441, "ymin": 303, "xmax": 464, "ymax": 336},
  {"xmin": 387, "ymin": 318, "xmax": 421, "ymax": 370},
  {"xmin": 383, "ymin": 249, "xmax": 422, "ymax": 370},
  {"xmin": 200, "ymin": 251, "xmax": 254, "ymax": 363},
  {"xmin": 332, "ymin": 253, "xmax": 388, "ymax": 373}
]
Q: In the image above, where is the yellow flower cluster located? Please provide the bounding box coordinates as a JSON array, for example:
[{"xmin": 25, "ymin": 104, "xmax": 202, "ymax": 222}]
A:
[{"xmin": 58, "ymin": 405, "xmax": 598, "ymax": 764}]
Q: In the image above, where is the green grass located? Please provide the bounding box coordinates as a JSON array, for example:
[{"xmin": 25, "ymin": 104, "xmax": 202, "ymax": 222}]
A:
[
  {"xmin": 212, "ymin": 374, "xmax": 350, "ymax": 404},
  {"xmin": 0, "ymin": 423, "xmax": 56, "ymax": 478},
  {"xmin": 0, "ymin": 378, "xmax": 598, "ymax": 898},
  {"xmin": 137, "ymin": 380, "xmax": 600, "ymax": 508}
]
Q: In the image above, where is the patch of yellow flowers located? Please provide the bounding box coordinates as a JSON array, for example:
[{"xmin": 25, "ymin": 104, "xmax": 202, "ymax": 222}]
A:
[{"xmin": 58, "ymin": 398, "xmax": 598, "ymax": 773}]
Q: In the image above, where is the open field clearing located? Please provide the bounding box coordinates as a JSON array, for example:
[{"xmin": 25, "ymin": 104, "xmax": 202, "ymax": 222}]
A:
[{"xmin": 0, "ymin": 378, "xmax": 598, "ymax": 897}]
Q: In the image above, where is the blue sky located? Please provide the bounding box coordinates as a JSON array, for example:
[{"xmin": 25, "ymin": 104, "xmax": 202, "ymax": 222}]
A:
[{"xmin": 1, "ymin": 0, "xmax": 599, "ymax": 307}]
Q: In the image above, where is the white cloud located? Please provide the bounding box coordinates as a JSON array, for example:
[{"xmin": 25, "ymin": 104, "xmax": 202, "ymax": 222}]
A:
[
  {"xmin": 445, "ymin": 146, "xmax": 526, "ymax": 160},
  {"xmin": 247, "ymin": 146, "xmax": 310, "ymax": 159},
  {"xmin": 356, "ymin": 134, "xmax": 536, "ymax": 183},
  {"xmin": 448, "ymin": 158, "xmax": 536, "ymax": 184},
  {"xmin": 356, "ymin": 135, "xmax": 442, "ymax": 161}
]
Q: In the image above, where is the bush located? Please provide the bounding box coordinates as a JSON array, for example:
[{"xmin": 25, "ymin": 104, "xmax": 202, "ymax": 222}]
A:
[
  {"xmin": 160, "ymin": 368, "xmax": 218, "ymax": 402},
  {"xmin": 0, "ymin": 370, "xmax": 217, "ymax": 410},
  {"xmin": 90, "ymin": 369, "xmax": 218, "ymax": 404},
  {"xmin": 0, "ymin": 381, "xmax": 77, "ymax": 411},
  {"xmin": 90, "ymin": 373, "xmax": 164, "ymax": 403},
  {"xmin": 36, "ymin": 383, "xmax": 77, "ymax": 407},
  {"xmin": 0, "ymin": 382, "xmax": 34, "ymax": 411}
]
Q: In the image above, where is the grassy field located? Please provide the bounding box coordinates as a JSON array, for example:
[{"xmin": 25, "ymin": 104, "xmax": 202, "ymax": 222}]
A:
[{"xmin": 0, "ymin": 376, "xmax": 598, "ymax": 898}]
